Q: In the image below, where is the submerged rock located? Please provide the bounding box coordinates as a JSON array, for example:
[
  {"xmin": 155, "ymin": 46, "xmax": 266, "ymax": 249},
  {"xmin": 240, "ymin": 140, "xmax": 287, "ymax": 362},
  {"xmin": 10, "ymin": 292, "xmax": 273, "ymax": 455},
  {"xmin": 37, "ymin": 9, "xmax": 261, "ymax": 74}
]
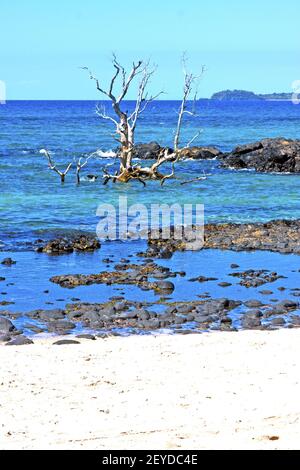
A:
[
  {"xmin": 1, "ymin": 258, "xmax": 16, "ymax": 266},
  {"xmin": 229, "ymin": 269, "xmax": 284, "ymax": 287},
  {"xmin": 50, "ymin": 262, "xmax": 177, "ymax": 295},
  {"xmin": 178, "ymin": 146, "xmax": 222, "ymax": 160}
]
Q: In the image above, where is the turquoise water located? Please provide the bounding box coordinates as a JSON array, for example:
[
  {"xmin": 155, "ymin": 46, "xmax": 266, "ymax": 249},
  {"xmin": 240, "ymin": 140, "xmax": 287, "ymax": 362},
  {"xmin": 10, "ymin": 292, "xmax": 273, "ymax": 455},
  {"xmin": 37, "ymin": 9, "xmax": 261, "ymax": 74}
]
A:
[
  {"xmin": 1, "ymin": 100, "xmax": 300, "ymax": 250},
  {"xmin": 1, "ymin": 100, "xmax": 300, "ymax": 330}
]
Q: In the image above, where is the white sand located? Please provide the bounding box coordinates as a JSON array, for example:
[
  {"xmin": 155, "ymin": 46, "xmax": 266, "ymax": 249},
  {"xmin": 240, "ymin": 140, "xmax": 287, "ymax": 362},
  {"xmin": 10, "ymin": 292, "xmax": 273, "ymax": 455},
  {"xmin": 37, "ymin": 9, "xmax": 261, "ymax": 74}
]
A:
[{"xmin": 0, "ymin": 328, "xmax": 300, "ymax": 450}]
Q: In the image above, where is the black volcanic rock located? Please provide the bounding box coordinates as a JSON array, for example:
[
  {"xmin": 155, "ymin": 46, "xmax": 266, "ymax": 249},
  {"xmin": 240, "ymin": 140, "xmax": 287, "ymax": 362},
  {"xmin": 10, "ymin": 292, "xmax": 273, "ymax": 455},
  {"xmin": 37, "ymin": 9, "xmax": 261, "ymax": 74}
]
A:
[
  {"xmin": 132, "ymin": 142, "xmax": 163, "ymax": 160},
  {"xmin": 178, "ymin": 146, "xmax": 222, "ymax": 159},
  {"xmin": 221, "ymin": 138, "xmax": 300, "ymax": 173},
  {"xmin": 37, "ymin": 235, "xmax": 100, "ymax": 254}
]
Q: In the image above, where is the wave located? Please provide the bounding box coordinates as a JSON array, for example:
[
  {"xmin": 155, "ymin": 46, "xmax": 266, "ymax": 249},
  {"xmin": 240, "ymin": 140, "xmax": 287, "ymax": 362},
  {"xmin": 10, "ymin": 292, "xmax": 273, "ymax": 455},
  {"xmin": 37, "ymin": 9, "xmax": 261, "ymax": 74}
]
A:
[{"xmin": 93, "ymin": 149, "xmax": 117, "ymax": 158}]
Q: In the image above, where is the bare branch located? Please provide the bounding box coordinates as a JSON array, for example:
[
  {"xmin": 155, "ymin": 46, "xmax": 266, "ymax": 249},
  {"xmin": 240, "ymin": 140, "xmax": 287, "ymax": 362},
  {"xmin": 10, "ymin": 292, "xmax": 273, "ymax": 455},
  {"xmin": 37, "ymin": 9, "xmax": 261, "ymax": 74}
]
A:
[
  {"xmin": 96, "ymin": 104, "xmax": 119, "ymax": 127},
  {"xmin": 128, "ymin": 63, "xmax": 164, "ymax": 131},
  {"xmin": 75, "ymin": 153, "xmax": 95, "ymax": 184},
  {"xmin": 173, "ymin": 56, "xmax": 206, "ymax": 151},
  {"xmin": 116, "ymin": 60, "xmax": 143, "ymax": 103},
  {"xmin": 186, "ymin": 130, "xmax": 203, "ymax": 148},
  {"xmin": 40, "ymin": 149, "xmax": 73, "ymax": 183}
]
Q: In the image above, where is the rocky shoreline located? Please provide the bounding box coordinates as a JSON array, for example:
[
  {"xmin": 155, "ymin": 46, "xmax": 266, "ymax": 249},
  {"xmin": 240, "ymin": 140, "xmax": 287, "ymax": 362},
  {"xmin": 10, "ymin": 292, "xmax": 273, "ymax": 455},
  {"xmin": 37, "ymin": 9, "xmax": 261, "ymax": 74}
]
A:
[
  {"xmin": 143, "ymin": 219, "xmax": 300, "ymax": 258},
  {"xmin": 28, "ymin": 219, "xmax": 300, "ymax": 258},
  {"xmin": 1, "ymin": 218, "xmax": 300, "ymax": 344},
  {"xmin": 1, "ymin": 293, "xmax": 300, "ymax": 346}
]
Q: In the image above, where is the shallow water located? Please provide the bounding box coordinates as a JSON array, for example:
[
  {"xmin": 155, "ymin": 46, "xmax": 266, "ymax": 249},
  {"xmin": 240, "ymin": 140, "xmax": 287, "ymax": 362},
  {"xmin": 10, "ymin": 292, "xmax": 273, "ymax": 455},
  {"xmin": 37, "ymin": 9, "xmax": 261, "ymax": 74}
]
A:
[
  {"xmin": 1, "ymin": 100, "xmax": 300, "ymax": 249},
  {"xmin": 1, "ymin": 100, "xmax": 300, "ymax": 336},
  {"xmin": 1, "ymin": 243, "xmax": 300, "ymax": 334}
]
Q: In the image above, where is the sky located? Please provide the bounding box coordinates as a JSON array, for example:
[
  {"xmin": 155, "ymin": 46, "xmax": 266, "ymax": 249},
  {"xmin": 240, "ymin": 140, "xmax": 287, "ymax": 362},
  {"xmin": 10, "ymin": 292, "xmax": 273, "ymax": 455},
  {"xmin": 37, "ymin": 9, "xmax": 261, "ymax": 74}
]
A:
[{"xmin": 1, "ymin": 0, "xmax": 300, "ymax": 99}]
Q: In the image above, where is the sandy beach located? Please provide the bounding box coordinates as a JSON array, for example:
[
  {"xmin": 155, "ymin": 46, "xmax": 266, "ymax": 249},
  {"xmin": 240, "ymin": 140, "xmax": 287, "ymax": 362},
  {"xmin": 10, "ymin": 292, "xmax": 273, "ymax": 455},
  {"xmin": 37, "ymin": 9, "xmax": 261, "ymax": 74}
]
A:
[{"xmin": 0, "ymin": 328, "xmax": 299, "ymax": 450}]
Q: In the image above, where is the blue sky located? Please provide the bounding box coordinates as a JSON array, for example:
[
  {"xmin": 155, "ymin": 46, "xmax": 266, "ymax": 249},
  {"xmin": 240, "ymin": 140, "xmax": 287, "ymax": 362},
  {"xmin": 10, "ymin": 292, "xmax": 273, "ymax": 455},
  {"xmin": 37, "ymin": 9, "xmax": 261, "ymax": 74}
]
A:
[{"xmin": 1, "ymin": 0, "xmax": 300, "ymax": 99}]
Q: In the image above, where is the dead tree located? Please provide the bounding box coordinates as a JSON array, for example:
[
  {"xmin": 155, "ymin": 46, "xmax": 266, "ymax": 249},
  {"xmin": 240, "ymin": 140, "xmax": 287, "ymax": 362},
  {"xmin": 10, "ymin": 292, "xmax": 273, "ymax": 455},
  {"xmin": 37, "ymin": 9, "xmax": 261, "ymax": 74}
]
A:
[
  {"xmin": 82, "ymin": 55, "xmax": 204, "ymax": 185},
  {"xmin": 75, "ymin": 154, "xmax": 95, "ymax": 184},
  {"xmin": 40, "ymin": 149, "xmax": 73, "ymax": 183}
]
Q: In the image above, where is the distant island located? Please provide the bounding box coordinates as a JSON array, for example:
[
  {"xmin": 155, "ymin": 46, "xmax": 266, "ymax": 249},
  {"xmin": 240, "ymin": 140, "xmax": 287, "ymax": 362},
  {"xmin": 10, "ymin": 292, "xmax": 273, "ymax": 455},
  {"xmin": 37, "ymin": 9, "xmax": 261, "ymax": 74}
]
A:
[{"xmin": 211, "ymin": 89, "xmax": 293, "ymax": 101}]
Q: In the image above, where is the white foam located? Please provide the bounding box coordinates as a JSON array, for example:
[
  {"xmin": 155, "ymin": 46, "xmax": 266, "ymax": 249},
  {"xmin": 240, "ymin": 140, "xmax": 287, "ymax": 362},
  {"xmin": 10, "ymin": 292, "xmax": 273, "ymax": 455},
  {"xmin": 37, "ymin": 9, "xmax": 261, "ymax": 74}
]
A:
[{"xmin": 93, "ymin": 149, "xmax": 117, "ymax": 158}]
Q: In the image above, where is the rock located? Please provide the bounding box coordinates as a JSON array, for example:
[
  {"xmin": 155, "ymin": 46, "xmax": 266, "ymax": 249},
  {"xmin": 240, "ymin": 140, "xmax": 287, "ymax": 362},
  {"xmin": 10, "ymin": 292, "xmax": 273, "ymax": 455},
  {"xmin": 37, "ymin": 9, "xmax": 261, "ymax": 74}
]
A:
[
  {"xmin": 38, "ymin": 309, "xmax": 66, "ymax": 321},
  {"xmin": 241, "ymin": 315, "xmax": 262, "ymax": 329},
  {"xmin": 271, "ymin": 317, "xmax": 286, "ymax": 326},
  {"xmin": 230, "ymin": 263, "xmax": 240, "ymax": 268},
  {"xmin": 1, "ymin": 258, "xmax": 16, "ymax": 266},
  {"xmin": 176, "ymin": 304, "xmax": 194, "ymax": 314},
  {"xmin": 174, "ymin": 315, "xmax": 187, "ymax": 325},
  {"xmin": 6, "ymin": 335, "xmax": 33, "ymax": 345},
  {"xmin": 230, "ymin": 269, "xmax": 283, "ymax": 288},
  {"xmin": 221, "ymin": 138, "xmax": 300, "ymax": 173},
  {"xmin": 142, "ymin": 318, "xmax": 161, "ymax": 329},
  {"xmin": 131, "ymin": 142, "xmax": 163, "ymax": 160},
  {"xmin": 276, "ymin": 300, "xmax": 298, "ymax": 310},
  {"xmin": 290, "ymin": 316, "xmax": 300, "ymax": 326},
  {"xmin": 220, "ymin": 316, "xmax": 232, "ymax": 324},
  {"xmin": 114, "ymin": 301, "xmax": 128, "ymax": 311},
  {"xmin": 50, "ymin": 262, "xmax": 177, "ymax": 294},
  {"xmin": 47, "ymin": 320, "xmax": 76, "ymax": 333},
  {"xmin": 218, "ymin": 282, "xmax": 232, "ymax": 287},
  {"xmin": 38, "ymin": 235, "xmax": 100, "ymax": 254},
  {"xmin": 132, "ymin": 308, "xmax": 151, "ymax": 320},
  {"xmin": 152, "ymin": 281, "xmax": 175, "ymax": 293},
  {"xmin": 0, "ymin": 317, "xmax": 16, "ymax": 334},
  {"xmin": 0, "ymin": 334, "xmax": 11, "ymax": 342},
  {"xmin": 244, "ymin": 300, "xmax": 263, "ymax": 308},
  {"xmin": 189, "ymin": 276, "xmax": 218, "ymax": 282},
  {"xmin": 245, "ymin": 309, "xmax": 263, "ymax": 317},
  {"xmin": 147, "ymin": 219, "xmax": 300, "ymax": 256},
  {"xmin": 118, "ymin": 310, "xmax": 138, "ymax": 319},
  {"xmin": 53, "ymin": 339, "xmax": 80, "ymax": 345},
  {"xmin": 178, "ymin": 146, "xmax": 222, "ymax": 160},
  {"xmin": 76, "ymin": 334, "xmax": 96, "ymax": 340}
]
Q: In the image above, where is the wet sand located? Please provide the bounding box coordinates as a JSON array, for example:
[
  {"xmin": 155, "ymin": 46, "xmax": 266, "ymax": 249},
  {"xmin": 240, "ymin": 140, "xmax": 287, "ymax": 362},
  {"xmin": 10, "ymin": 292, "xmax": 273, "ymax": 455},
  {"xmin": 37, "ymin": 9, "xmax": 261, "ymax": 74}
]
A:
[{"xmin": 1, "ymin": 329, "xmax": 300, "ymax": 449}]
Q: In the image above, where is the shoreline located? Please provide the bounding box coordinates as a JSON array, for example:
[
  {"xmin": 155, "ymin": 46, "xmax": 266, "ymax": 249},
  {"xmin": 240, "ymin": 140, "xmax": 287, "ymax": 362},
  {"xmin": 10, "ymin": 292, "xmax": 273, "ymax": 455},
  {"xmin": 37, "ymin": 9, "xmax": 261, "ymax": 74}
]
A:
[
  {"xmin": 1, "ymin": 328, "xmax": 300, "ymax": 449},
  {"xmin": 1, "ymin": 217, "xmax": 300, "ymax": 254},
  {"xmin": 2, "ymin": 230, "xmax": 300, "ymax": 339}
]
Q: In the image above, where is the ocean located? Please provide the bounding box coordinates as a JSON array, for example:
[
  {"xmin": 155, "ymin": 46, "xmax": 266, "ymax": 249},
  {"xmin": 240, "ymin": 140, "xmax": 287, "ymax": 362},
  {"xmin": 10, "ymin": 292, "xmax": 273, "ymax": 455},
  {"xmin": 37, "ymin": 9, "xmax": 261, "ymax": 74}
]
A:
[
  {"xmin": 1, "ymin": 99, "xmax": 300, "ymax": 250},
  {"xmin": 1, "ymin": 100, "xmax": 300, "ymax": 328}
]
